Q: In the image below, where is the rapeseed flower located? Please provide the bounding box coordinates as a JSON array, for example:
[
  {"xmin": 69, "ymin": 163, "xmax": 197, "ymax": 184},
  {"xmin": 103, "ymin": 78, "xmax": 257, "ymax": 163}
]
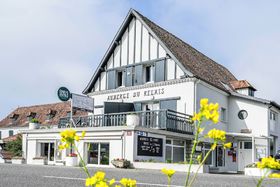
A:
[
  {"xmin": 59, "ymin": 129, "xmax": 85, "ymax": 150},
  {"xmin": 207, "ymin": 129, "xmax": 226, "ymax": 142},
  {"xmin": 257, "ymin": 157, "xmax": 280, "ymax": 170},
  {"xmin": 192, "ymin": 98, "xmax": 219, "ymax": 124},
  {"xmin": 223, "ymin": 142, "xmax": 232, "ymax": 149},
  {"xmin": 120, "ymin": 178, "xmax": 137, "ymax": 187},
  {"xmin": 268, "ymin": 173, "xmax": 280, "ymax": 178},
  {"xmin": 161, "ymin": 168, "xmax": 176, "ymax": 178}
]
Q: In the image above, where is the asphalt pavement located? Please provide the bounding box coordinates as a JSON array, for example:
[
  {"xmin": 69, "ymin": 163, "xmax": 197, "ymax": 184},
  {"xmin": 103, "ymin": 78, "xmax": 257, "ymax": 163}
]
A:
[{"xmin": 0, "ymin": 163, "xmax": 279, "ymax": 187}]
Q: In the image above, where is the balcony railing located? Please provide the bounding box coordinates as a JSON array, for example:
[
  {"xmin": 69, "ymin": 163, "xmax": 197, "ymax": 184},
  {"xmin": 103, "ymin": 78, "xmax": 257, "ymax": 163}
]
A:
[{"xmin": 58, "ymin": 109, "xmax": 193, "ymax": 135}]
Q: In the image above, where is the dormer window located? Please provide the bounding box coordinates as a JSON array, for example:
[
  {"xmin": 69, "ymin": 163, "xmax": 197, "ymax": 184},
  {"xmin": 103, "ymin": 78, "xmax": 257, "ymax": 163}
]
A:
[
  {"xmin": 27, "ymin": 112, "xmax": 36, "ymax": 121},
  {"xmin": 46, "ymin": 110, "xmax": 57, "ymax": 120},
  {"xmin": 9, "ymin": 113, "xmax": 19, "ymax": 124},
  {"xmin": 230, "ymin": 80, "xmax": 256, "ymax": 97}
]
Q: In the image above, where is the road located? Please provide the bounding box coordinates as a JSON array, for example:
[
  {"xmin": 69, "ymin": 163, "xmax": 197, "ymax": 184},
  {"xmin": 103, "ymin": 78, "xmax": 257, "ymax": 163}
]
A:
[{"xmin": 0, "ymin": 164, "xmax": 279, "ymax": 187}]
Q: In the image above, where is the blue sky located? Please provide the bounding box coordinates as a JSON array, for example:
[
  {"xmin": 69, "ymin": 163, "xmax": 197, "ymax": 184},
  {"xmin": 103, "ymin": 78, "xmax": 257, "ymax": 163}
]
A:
[{"xmin": 1, "ymin": 0, "xmax": 280, "ymax": 119}]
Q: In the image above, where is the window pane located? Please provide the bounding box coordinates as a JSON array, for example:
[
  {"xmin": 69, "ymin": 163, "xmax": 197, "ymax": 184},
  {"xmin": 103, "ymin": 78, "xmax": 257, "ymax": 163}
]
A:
[
  {"xmin": 145, "ymin": 66, "xmax": 151, "ymax": 82},
  {"xmin": 244, "ymin": 142, "xmax": 252, "ymax": 149},
  {"xmin": 100, "ymin": 143, "xmax": 110, "ymax": 165},
  {"xmin": 173, "ymin": 147, "xmax": 184, "ymax": 163},
  {"xmin": 173, "ymin": 140, "xmax": 184, "ymax": 146},
  {"xmin": 117, "ymin": 72, "xmax": 123, "ymax": 87},
  {"xmin": 205, "ymin": 151, "xmax": 213, "ymax": 165},
  {"xmin": 165, "ymin": 146, "xmax": 172, "ymax": 163},
  {"xmin": 166, "ymin": 139, "xmax": 172, "ymax": 145},
  {"xmin": 88, "ymin": 143, "xmax": 99, "ymax": 164}
]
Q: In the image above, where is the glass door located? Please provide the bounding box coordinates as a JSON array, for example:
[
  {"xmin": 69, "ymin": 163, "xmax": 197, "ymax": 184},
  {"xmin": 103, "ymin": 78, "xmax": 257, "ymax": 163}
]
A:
[
  {"xmin": 87, "ymin": 143, "xmax": 110, "ymax": 165},
  {"xmin": 40, "ymin": 142, "xmax": 55, "ymax": 164}
]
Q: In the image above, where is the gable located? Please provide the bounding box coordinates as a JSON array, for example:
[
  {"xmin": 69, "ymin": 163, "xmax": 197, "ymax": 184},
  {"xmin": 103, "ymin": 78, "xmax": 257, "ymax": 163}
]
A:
[{"xmin": 84, "ymin": 10, "xmax": 186, "ymax": 93}]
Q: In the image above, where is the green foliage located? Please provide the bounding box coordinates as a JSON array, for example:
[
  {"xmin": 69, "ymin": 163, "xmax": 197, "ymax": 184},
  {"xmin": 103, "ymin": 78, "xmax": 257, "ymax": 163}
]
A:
[
  {"xmin": 4, "ymin": 135, "xmax": 22, "ymax": 157},
  {"xmin": 30, "ymin": 118, "xmax": 39, "ymax": 123}
]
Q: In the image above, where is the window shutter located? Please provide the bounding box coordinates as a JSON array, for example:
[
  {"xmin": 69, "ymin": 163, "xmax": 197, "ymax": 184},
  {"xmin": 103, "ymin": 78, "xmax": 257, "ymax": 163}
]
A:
[
  {"xmin": 160, "ymin": 100, "xmax": 177, "ymax": 111},
  {"xmin": 134, "ymin": 65, "xmax": 143, "ymax": 85},
  {"xmin": 155, "ymin": 60, "xmax": 165, "ymax": 82},
  {"xmin": 107, "ymin": 70, "xmax": 116, "ymax": 89},
  {"xmin": 126, "ymin": 67, "xmax": 133, "ymax": 87},
  {"xmin": 134, "ymin": 103, "xmax": 142, "ymax": 111}
]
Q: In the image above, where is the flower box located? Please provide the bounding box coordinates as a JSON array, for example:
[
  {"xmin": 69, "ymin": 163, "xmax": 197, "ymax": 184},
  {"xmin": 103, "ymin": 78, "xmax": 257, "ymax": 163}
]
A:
[
  {"xmin": 244, "ymin": 167, "xmax": 275, "ymax": 177},
  {"xmin": 32, "ymin": 157, "xmax": 47, "ymax": 165},
  {"xmin": 111, "ymin": 159, "xmax": 130, "ymax": 168},
  {"xmin": 65, "ymin": 153, "xmax": 78, "ymax": 167},
  {"xmin": 126, "ymin": 114, "xmax": 140, "ymax": 126},
  {"xmin": 29, "ymin": 122, "xmax": 39, "ymax": 130},
  {"xmin": 11, "ymin": 157, "xmax": 25, "ymax": 164}
]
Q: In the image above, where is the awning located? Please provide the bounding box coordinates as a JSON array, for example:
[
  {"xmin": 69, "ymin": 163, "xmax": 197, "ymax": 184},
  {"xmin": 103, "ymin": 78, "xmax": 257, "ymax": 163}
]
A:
[{"xmin": 226, "ymin": 132, "xmax": 272, "ymax": 139}]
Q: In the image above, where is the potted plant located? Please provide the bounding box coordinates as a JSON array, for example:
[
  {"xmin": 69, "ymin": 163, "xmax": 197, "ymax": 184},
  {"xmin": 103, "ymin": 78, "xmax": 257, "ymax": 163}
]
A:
[
  {"xmin": 126, "ymin": 112, "xmax": 140, "ymax": 126},
  {"xmin": 111, "ymin": 158, "xmax": 130, "ymax": 168},
  {"xmin": 32, "ymin": 156, "xmax": 47, "ymax": 165},
  {"xmin": 65, "ymin": 153, "xmax": 78, "ymax": 166},
  {"xmin": 11, "ymin": 156, "xmax": 25, "ymax": 164},
  {"xmin": 29, "ymin": 118, "xmax": 40, "ymax": 129}
]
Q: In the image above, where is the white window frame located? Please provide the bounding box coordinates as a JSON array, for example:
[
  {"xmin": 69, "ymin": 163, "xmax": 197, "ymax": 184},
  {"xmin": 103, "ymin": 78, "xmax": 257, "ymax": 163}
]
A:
[
  {"xmin": 86, "ymin": 142, "xmax": 110, "ymax": 165},
  {"xmin": 165, "ymin": 139, "xmax": 185, "ymax": 163}
]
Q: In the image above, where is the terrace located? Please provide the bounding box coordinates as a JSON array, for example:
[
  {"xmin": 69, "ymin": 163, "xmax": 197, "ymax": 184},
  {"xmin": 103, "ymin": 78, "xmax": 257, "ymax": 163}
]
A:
[{"xmin": 58, "ymin": 109, "xmax": 193, "ymax": 135}]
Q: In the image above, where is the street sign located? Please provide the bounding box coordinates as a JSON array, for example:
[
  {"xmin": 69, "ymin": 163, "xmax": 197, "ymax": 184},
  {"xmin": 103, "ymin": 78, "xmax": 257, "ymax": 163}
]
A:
[
  {"xmin": 57, "ymin": 87, "xmax": 71, "ymax": 101},
  {"xmin": 72, "ymin": 93, "xmax": 94, "ymax": 112}
]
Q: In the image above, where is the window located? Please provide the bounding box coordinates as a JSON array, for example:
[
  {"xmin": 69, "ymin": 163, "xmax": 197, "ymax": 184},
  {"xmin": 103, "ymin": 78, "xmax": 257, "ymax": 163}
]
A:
[
  {"xmin": 244, "ymin": 142, "xmax": 252, "ymax": 149},
  {"xmin": 117, "ymin": 71, "xmax": 124, "ymax": 87},
  {"xmin": 9, "ymin": 130, "xmax": 13, "ymax": 137},
  {"xmin": 0, "ymin": 131, "xmax": 1, "ymax": 139},
  {"xmin": 144, "ymin": 65, "xmax": 153, "ymax": 83},
  {"xmin": 238, "ymin": 110, "xmax": 248, "ymax": 120},
  {"xmin": 270, "ymin": 111, "xmax": 277, "ymax": 121},
  {"xmin": 221, "ymin": 108, "xmax": 227, "ymax": 122},
  {"xmin": 165, "ymin": 139, "xmax": 185, "ymax": 163},
  {"xmin": 204, "ymin": 144, "xmax": 213, "ymax": 166},
  {"xmin": 87, "ymin": 143, "xmax": 110, "ymax": 165},
  {"xmin": 248, "ymin": 89, "xmax": 255, "ymax": 97},
  {"xmin": 46, "ymin": 110, "xmax": 56, "ymax": 120}
]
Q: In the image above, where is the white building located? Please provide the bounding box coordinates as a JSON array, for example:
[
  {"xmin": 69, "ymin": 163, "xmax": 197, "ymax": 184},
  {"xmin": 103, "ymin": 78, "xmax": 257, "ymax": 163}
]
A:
[{"xmin": 22, "ymin": 9, "xmax": 280, "ymax": 173}]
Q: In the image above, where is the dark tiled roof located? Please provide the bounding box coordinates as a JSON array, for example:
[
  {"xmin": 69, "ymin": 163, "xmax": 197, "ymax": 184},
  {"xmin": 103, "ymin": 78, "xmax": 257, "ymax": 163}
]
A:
[
  {"xmin": 230, "ymin": 80, "xmax": 256, "ymax": 91},
  {"xmin": 0, "ymin": 102, "xmax": 86, "ymax": 128},
  {"xmin": 135, "ymin": 10, "xmax": 237, "ymax": 91}
]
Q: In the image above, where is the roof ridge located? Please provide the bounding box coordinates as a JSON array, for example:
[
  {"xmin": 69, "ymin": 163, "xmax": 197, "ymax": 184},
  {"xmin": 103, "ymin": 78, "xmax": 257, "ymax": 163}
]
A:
[{"xmin": 15, "ymin": 101, "xmax": 69, "ymax": 110}]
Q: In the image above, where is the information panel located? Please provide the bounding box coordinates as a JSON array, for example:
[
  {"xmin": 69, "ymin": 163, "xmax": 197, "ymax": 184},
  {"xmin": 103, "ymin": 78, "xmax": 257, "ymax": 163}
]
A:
[{"xmin": 137, "ymin": 135, "xmax": 163, "ymax": 157}]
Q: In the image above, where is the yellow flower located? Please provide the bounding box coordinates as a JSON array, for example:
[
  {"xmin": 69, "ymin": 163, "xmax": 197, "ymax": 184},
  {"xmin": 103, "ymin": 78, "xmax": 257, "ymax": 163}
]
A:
[
  {"xmin": 257, "ymin": 157, "xmax": 280, "ymax": 170},
  {"xmin": 192, "ymin": 113, "xmax": 202, "ymax": 122},
  {"xmin": 200, "ymin": 98, "xmax": 209, "ymax": 108},
  {"xmin": 211, "ymin": 143, "xmax": 217, "ymax": 150},
  {"xmin": 94, "ymin": 171, "xmax": 106, "ymax": 181},
  {"xmin": 197, "ymin": 127, "xmax": 204, "ymax": 134},
  {"xmin": 81, "ymin": 131, "xmax": 86, "ymax": 138},
  {"xmin": 161, "ymin": 168, "xmax": 176, "ymax": 178},
  {"xmin": 96, "ymin": 181, "xmax": 109, "ymax": 187},
  {"xmin": 269, "ymin": 173, "xmax": 280, "ymax": 178},
  {"xmin": 120, "ymin": 178, "xmax": 137, "ymax": 187},
  {"xmin": 85, "ymin": 177, "xmax": 97, "ymax": 186},
  {"xmin": 74, "ymin": 135, "xmax": 80, "ymax": 141},
  {"xmin": 223, "ymin": 142, "xmax": 232, "ymax": 149},
  {"xmin": 59, "ymin": 129, "xmax": 85, "ymax": 150},
  {"xmin": 207, "ymin": 129, "xmax": 226, "ymax": 142},
  {"xmin": 109, "ymin": 178, "xmax": 115, "ymax": 186}
]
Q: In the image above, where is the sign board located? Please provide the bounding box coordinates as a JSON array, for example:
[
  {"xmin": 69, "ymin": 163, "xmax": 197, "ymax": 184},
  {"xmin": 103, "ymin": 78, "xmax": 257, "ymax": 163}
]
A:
[
  {"xmin": 72, "ymin": 93, "xmax": 94, "ymax": 112},
  {"xmin": 137, "ymin": 131, "xmax": 147, "ymax": 137},
  {"xmin": 57, "ymin": 87, "xmax": 71, "ymax": 101},
  {"xmin": 137, "ymin": 135, "xmax": 163, "ymax": 157}
]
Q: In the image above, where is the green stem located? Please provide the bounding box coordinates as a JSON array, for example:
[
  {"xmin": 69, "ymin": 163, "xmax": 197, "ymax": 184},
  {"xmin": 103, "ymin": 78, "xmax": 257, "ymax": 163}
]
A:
[
  {"xmin": 185, "ymin": 121, "xmax": 201, "ymax": 187},
  {"xmin": 73, "ymin": 144, "xmax": 91, "ymax": 178},
  {"xmin": 168, "ymin": 177, "xmax": 171, "ymax": 187},
  {"xmin": 188, "ymin": 148, "xmax": 213, "ymax": 187},
  {"xmin": 257, "ymin": 169, "xmax": 269, "ymax": 187}
]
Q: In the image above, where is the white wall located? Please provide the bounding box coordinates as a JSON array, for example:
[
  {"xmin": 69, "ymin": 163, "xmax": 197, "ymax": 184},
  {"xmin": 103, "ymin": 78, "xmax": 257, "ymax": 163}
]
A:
[
  {"xmin": 196, "ymin": 82, "xmax": 229, "ymax": 134},
  {"xmin": 0, "ymin": 127, "xmax": 27, "ymax": 140},
  {"xmin": 228, "ymin": 97, "xmax": 269, "ymax": 136},
  {"xmin": 92, "ymin": 80, "xmax": 195, "ymax": 115}
]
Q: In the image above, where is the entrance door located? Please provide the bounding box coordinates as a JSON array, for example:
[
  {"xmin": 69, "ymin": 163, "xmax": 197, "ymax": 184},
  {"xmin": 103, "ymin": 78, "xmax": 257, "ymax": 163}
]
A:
[
  {"xmin": 40, "ymin": 142, "xmax": 55, "ymax": 164},
  {"xmin": 238, "ymin": 141, "xmax": 252, "ymax": 171}
]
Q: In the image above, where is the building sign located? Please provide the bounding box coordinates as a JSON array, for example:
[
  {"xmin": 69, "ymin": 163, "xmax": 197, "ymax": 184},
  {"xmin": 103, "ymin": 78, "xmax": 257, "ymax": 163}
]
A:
[
  {"xmin": 107, "ymin": 88, "xmax": 165, "ymax": 101},
  {"xmin": 72, "ymin": 93, "xmax": 94, "ymax": 112},
  {"xmin": 57, "ymin": 87, "xmax": 71, "ymax": 101},
  {"xmin": 137, "ymin": 135, "xmax": 163, "ymax": 157}
]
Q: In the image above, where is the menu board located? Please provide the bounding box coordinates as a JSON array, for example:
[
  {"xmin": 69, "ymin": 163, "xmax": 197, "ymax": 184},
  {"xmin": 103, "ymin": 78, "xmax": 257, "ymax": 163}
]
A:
[{"xmin": 137, "ymin": 136, "xmax": 163, "ymax": 157}]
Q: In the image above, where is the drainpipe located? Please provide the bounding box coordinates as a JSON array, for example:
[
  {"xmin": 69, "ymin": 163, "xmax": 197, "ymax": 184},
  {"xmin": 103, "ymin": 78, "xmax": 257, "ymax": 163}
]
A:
[
  {"xmin": 193, "ymin": 78, "xmax": 200, "ymax": 115},
  {"xmin": 121, "ymin": 131, "xmax": 125, "ymax": 159},
  {"xmin": 252, "ymin": 136, "xmax": 255, "ymax": 163}
]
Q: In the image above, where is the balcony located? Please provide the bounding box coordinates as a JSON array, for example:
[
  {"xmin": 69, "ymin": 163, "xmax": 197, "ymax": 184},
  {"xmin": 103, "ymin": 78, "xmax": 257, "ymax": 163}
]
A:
[{"xmin": 58, "ymin": 109, "xmax": 193, "ymax": 135}]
